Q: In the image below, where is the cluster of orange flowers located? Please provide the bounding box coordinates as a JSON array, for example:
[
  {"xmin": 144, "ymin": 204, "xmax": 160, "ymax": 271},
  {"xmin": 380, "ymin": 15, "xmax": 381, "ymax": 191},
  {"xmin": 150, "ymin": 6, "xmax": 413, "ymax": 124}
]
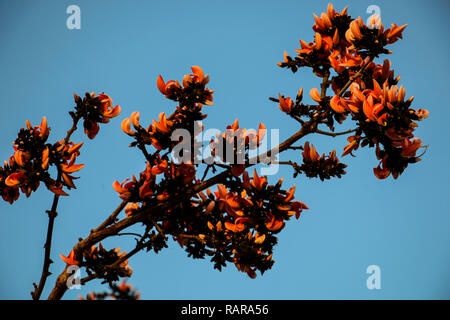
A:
[
  {"xmin": 112, "ymin": 156, "xmax": 198, "ymax": 208},
  {"xmin": 276, "ymin": 3, "xmax": 427, "ymax": 180},
  {"xmin": 0, "ymin": 118, "xmax": 84, "ymax": 204},
  {"xmin": 278, "ymin": 4, "xmax": 407, "ymax": 74},
  {"xmin": 210, "ymin": 119, "xmax": 266, "ymax": 176},
  {"xmin": 74, "ymin": 92, "xmax": 121, "ymax": 139},
  {"xmin": 1, "ymin": 92, "xmax": 122, "ymax": 205},
  {"xmin": 298, "ymin": 142, "xmax": 347, "ymax": 180},
  {"xmin": 164, "ymin": 169, "xmax": 309, "ymax": 278},
  {"xmin": 335, "ymin": 60, "xmax": 428, "ymax": 178},
  {"xmin": 121, "ymin": 66, "xmax": 212, "ymax": 154},
  {"xmin": 61, "ymin": 242, "xmax": 132, "ymax": 282},
  {"xmin": 157, "ymin": 66, "xmax": 214, "ymax": 106}
]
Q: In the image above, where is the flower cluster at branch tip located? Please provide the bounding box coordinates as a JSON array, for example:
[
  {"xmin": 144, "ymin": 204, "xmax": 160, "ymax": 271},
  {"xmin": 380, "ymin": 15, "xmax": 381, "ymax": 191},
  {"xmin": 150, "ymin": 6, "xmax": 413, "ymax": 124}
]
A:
[
  {"xmin": 1, "ymin": 91, "xmax": 122, "ymax": 204},
  {"xmin": 61, "ymin": 242, "xmax": 132, "ymax": 283},
  {"xmin": 336, "ymin": 65, "xmax": 429, "ymax": 179},
  {"xmin": 0, "ymin": 118, "xmax": 85, "ymax": 204},
  {"xmin": 121, "ymin": 66, "xmax": 213, "ymax": 154},
  {"xmin": 299, "ymin": 142, "xmax": 347, "ymax": 180},
  {"xmin": 73, "ymin": 92, "xmax": 121, "ymax": 139},
  {"xmin": 275, "ymin": 3, "xmax": 427, "ymax": 179},
  {"xmin": 157, "ymin": 66, "xmax": 214, "ymax": 106}
]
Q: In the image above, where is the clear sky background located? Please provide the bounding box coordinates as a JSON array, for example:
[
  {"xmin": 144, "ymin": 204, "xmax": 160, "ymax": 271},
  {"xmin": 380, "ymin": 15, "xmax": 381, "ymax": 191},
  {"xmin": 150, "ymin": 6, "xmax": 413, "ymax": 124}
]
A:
[{"xmin": 0, "ymin": 0, "xmax": 449, "ymax": 300}]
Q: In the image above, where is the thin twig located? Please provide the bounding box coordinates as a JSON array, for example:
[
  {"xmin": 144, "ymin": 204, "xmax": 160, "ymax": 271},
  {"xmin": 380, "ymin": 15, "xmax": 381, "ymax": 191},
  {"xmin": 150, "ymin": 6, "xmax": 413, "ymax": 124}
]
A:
[
  {"xmin": 92, "ymin": 200, "xmax": 128, "ymax": 233},
  {"xmin": 291, "ymin": 115, "xmax": 305, "ymax": 125},
  {"xmin": 336, "ymin": 58, "xmax": 373, "ymax": 97},
  {"xmin": 316, "ymin": 128, "xmax": 357, "ymax": 137},
  {"xmin": 287, "ymin": 146, "xmax": 304, "ymax": 150}
]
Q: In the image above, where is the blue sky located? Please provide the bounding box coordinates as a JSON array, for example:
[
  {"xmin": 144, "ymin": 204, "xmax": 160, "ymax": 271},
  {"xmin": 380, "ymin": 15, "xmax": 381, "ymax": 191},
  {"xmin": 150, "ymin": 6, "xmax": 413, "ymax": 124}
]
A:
[{"xmin": 0, "ymin": 0, "xmax": 449, "ymax": 299}]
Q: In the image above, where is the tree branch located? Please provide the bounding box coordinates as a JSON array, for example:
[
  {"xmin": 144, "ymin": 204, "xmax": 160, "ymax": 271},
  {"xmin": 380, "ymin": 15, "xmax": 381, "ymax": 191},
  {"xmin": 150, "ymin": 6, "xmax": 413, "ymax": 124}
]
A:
[
  {"xmin": 31, "ymin": 114, "xmax": 81, "ymax": 300},
  {"xmin": 316, "ymin": 128, "xmax": 356, "ymax": 137},
  {"xmin": 46, "ymin": 59, "xmax": 372, "ymax": 299}
]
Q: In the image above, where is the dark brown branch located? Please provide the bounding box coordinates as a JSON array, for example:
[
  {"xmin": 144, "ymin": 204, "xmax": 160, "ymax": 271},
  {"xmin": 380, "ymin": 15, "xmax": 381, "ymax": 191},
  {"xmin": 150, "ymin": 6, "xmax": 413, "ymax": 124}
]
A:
[
  {"xmin": 320, "ymin": 71, "xmax": 330, "ymax": 99},
  {"xmin": 287, "ymin": 146, "xmax": 304, "ymax": 150},
  {"xmin": 316, "ymin": 128, "xmax": 356, "ymax": 137},
  {"xmin": 31, "ymin": 115, "xmax": 81, "ymax": 300}
]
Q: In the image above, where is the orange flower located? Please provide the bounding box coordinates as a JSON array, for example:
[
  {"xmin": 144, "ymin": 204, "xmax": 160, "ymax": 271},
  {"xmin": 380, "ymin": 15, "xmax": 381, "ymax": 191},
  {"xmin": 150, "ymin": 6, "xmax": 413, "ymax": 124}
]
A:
[
  {"xmin": 296, "ymin": 39, "xmax": 315, "ymax": 55},
  {"xmin": 130, "ymin": 112, "xmax": 141, "ymax": 129},
  {"xmin": 345, "ymin": 17, "xmax": 365, "ymax": 42},
  {"xmin": 277, "ymin": 50, "xmax": 290, "ymax": 66},
  {"xmin": 373, "ymin": 163, "xmax": 390, "ymax": 179},
  {"xmin": 309, "ymin": 88, "xmax": 321, "ymax": 102},
  {"xmin": 13, "ymin": 150, "xmax": 26, "ymax": 167},
  {"xmin": 338, "ymin": 49, "xmax": 363, "ymax": 68},
  {"xmin": 60, "ymin": 249, "xmax": 78, "ymax": 265},
  {"xmin": 62, "ymin": 172, "xmax": 78, "ymax": 189},
  {"xmin": 312, "ymin": 4, "xmax": 348, "ymax": 33},
  {"xmin": 67, "ymin": 142, "xmax": 84, "ymax": 155},
  {"xmin": 342, "ymin": 135, "xmax": 360, "ymax": 157},
  {"xmin": 61, "ymin": 157, "xmax": 85, "ymax": 174},
  {"xmin": 152, "ymin": 112, "xmax": 172, "ymax": 134},
  {"xmin": 278, "ymin": 94, "xmax": 293, "ymax": 113},
  {"xmin": 330, "ymin": 95, "xmax": 347, "ymax": 113},
  {"xmin": 139, "ymin": 180, "xmax": 153, "ymax": 199},
  {"xmin": 362, "ymin": 95, "xmax": 377, "ymax": 121},
  {"xmin": 328, "ymin": 50, "xmax": 346, "ymax": 73},
  {"xmin": 225, "ymin": 221, "xmax": 246, "ymax": 233},
  {"xmin": 265, "ymin": 214, "xmax": 284, "ymax": 231},
  {"xmin": 113, "ymin": 178, "xmax": 136, "ymax": 200},
  {"xmin": 386, "ymin": 23, "xmax": 407, "ymax": 44},
  {"xmin": 38, "ymin": 117, "xmax": 50, "ymax": 138},
  {"xmin": 182, "ymin": 66, "xmax": 210, "ymax": 86},
  {"xmin": 156, "ymin": 76, "xmax": 181, "ymax": 96},
  {"xmin": 290, "ymin": 201, "xmax": 309, "ymax": 219},
  {"xmin": 1, "ymin": 187, "xmax": 20, "ymax": 204},
  {"xmin": 97, "ymin": 93, "xmax": 121, "ymax": 123},
  {"xmin": 401, "ymin": 138, "xmax": 422, "ymax": 158},
  {"xmin": 251, "ymin": 169, "xmax": 267, "ymax": 191},
  {"xmin": 283, "ymin": 185, "xmax": 296, "ymax": 203},
  {"xmin": 83, "ymin": 119, "xmax": 100, "ymax": 140},
  {"xmin": 121, "ymin": 118, "xmax": 136, "ymax": 136},
  {"xmin": 302, "ymin": 141, "xmax": 320, "ymax": 162},
  {"xmin": 4, "ymin": 172, "xmax": 27, "ymax": 188},
  {"xmin": 254, "ymin": 233, "xmax": 266, "ymax": 244},
  {"xmin": 80, "ymin": 93, "xmax": 120, "ymax": 139},
  {"xmin": 150, "ymin": 159, "xmax": 168, "ymax": 176}
]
